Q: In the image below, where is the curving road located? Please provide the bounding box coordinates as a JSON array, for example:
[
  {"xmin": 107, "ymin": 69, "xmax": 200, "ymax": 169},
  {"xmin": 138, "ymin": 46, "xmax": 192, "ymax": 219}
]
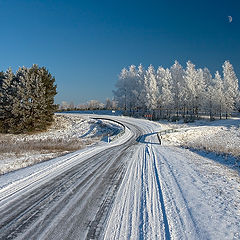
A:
[
  {"xmin": 0, "ymin": 116, "xmax": 144, "ymax": 240},
  {"xmin": 0, "ymin": 115, "xmax": 239, "ymax": 240}
]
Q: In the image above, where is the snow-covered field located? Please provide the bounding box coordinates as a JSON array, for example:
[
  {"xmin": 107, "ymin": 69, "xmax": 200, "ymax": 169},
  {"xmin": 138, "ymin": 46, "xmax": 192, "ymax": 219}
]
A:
[
  {"xmin": 158, "ymin": 117, "xmax": 240, "ymax": 163},
  {"xmin": 0, "ymin": 114, "xmax": 123, "ymax": 175}
]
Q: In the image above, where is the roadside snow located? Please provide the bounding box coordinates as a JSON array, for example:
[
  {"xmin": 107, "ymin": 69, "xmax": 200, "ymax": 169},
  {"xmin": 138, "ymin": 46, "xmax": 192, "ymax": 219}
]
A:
[
  {"xmin": 158, "ymin": 117, "xmax": 240, "ymax": 162},
  {"xmin": 0, "ymin": 114, "xmax": 123, "ymax": 175}
]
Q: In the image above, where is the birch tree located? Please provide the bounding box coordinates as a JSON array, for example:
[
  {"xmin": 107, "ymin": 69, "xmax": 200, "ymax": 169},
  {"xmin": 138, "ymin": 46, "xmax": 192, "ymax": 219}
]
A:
[
  {"xmin": 170, "ymin": 61, "xmax": 185, "ymax": 116},
  {"xmin": 222, "ymin": 61, "xmax": 239, "ymax": 118},
  {"xmin": 213, "ymin": 71, "xmax": 224, "ymax": 119},
  {"xmin": 144, "ymin": 65, "xmax": 158, "ymax": 111}
]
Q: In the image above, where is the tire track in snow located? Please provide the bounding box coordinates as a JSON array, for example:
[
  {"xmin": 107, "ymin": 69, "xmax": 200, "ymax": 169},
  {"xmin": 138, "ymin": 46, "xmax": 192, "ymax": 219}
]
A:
[
  {"xmin": 151, "ymin": 147, "xmax": 171, "ymax": 240},
  {"xmin": 86, "ymin": 146, "xmax": 134, "ymax": 240},
  {"xmin": 0, "ymin": 117, "xmax": 142, "ymax": 240},
  {"xmin": 102, "ymin": 120, "xmax": 206, "ymax": 239},
  {"xmin": 152, "ymin": 145, "xmax": 204, "ymax": 239},
  {"xmin": 103, "ymin": 135, "xmax": 171, "ymax": 239},
  {"xmin": 0, "ymin": 149, "xmax": 116, "ymax": 239}
]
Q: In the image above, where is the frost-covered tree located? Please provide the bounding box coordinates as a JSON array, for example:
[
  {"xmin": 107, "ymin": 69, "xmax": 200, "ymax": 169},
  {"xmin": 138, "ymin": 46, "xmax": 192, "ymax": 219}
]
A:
[
  {"xmin": 114, "ymin": 65, "xmax": 142, "ymax": 113},
  {"xmin": 202, "ymin": 68, "xmax": 213, "ymax": 115},
  {"xmin": 87, "ymin": 100, "xmax": 103, "ymax": 110},
  {"xmin": 127, "ymin": 65, "xmax": 139, "ymax": 111},
  {"xmin": 113, "ymin": 66, "xmax": 138, "ymax": 111},
  {"xmin": 144, "ymin": 65, "xmax": 158, "ymax": 110},
  {"xmin": 213, "ymin": 71, "xmax": 224, "ymax": 119},
  {"xmin": 113, "ymin": 60, "xmax": 240, "ymax": 120},
  {"xmin": 105, "ymin": 98, "xmax": 112, "ymax": 110},
  {"xmin": 170, "ymin": 61, "xmax": 185, "ymax": 116},
  {"xmin": 134, "ymin": 64, "xmax": 146, "ymax": 111},
  {"xmin": 113, "ymin": 68, "xmax": 127, "ymax": 110},
  {"xmin": 156, "ymin": 67, "xmax": 173, "ymax": 117},
  {"xmin": 195, "ymin": 68, "xmax": 207, "ymax": 117},
  {"xmin": 183, "ymin": 61, "xmax": 198, "ymax": 114},
  {"xmin": 162, "ymin": 68, "xmax": 173, "ymax": 111},
  {"xmin": 222, "ymin": 61, "xmax": 239, "ymax": 118}
]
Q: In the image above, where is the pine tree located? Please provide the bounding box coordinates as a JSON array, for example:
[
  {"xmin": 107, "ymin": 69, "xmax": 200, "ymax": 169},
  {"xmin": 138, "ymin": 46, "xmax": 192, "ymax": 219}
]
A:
[
  {"xmin": 0, "ymin": 68, "xmax": 19, "ymax": 132},
  {"xmin": 0, "ymin": 65, "xmax": 57, "ymax": 133},
  {"xmin": 29, "ymin": 65, "xmax": 57, "ymax": 127}
]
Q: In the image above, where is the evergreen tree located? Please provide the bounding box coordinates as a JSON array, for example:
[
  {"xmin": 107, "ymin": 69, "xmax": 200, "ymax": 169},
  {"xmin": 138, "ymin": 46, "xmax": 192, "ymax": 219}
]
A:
[
  {"xmin": 0, "ymin": 65, "xmax": 57, "ymax": 133},
  {"xmin": 0, "ymin": 68, "xmax": 18, "ymax": 132}
]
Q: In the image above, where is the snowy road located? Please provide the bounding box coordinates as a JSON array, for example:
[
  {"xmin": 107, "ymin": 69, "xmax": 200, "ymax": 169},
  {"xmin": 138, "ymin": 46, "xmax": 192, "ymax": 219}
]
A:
[{"xmin": 0, "ymin": 115, "xmax": 239, "ymax": 240}]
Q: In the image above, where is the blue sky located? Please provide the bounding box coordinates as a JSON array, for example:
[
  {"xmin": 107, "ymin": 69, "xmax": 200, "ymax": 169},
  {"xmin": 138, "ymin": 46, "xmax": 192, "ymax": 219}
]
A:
[{"xmin": 0, "ymin": 0, "xmax": 239, "ymax": 104}]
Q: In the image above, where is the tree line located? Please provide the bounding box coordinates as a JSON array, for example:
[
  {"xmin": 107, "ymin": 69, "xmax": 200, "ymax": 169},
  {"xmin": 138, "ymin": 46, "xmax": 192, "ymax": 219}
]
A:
[
  {"xmin": 58, "ymin": 99, "xmax": 118, "ymax": 111},
  {"xmin": 0, "ymin": 65, "xmax": 57, "ymax": 133},
  {"xmin": 113, "ymin": 60, "xmax": 240, "ymax": 121}
]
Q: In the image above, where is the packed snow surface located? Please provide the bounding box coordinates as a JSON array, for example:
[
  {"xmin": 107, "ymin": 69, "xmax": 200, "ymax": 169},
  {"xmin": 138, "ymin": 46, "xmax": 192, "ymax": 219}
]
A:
[{"xmin": 0, "ymin": 114, "xmax": 239, "ymax": 239}]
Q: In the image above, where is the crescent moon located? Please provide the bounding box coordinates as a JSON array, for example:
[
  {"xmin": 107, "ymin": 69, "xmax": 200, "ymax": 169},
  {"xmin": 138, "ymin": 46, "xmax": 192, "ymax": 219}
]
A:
[{"xmin": 228, "ymin": 16, "xmax": 232, "ymax": 23}]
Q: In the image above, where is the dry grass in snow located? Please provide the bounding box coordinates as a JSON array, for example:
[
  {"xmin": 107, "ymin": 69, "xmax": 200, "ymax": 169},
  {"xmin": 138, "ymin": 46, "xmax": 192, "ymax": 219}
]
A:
[
  {"xmin": 159, "ymin": 117, "xmax": 240, "ymax": 161},
  {"xmin": 0, "ymin": 114, "xmax": 120, "ymax": 175}
]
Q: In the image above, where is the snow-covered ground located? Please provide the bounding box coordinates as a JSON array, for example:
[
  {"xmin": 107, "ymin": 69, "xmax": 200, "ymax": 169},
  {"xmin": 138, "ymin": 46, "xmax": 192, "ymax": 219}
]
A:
[
  {"xmin": 103, "ymin": 117, "xmax": 240, "ymax": 240},
  {"xmin": 158, "ymin": 117, "xmax": 240, "ymax": 163},
  {"xmin": 0, "ymin": 114, "xmax": 123, "ymax": 175},
  {"xmin": 0, "ymin": 114, "xmax": 239, "ymax": 239}
]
